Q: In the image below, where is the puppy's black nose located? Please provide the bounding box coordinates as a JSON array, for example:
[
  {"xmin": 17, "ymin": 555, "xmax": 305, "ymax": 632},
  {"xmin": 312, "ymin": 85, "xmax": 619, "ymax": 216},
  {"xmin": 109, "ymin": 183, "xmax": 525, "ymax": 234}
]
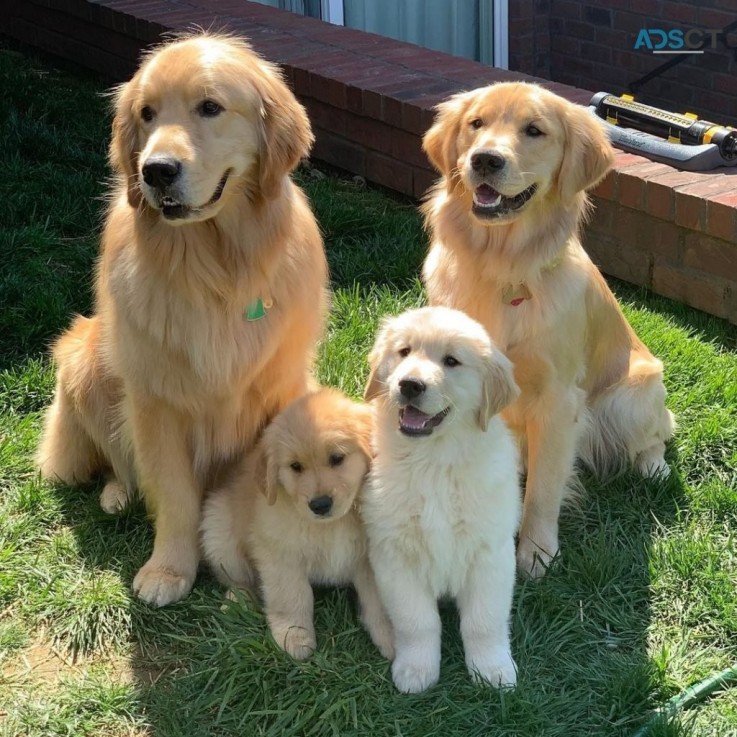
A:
[
  {"xmin": 399, "ymin": 378, "xmax": 426, "ymax": 399},
  {"xmin": 142, "ymin": 158, "xmax": 181, "ymax": 188},
  {"xmin": 471, "ymin": 151, "xmax": 506, "ymax": 174},
  {"xmin": 308, "ymin": 495, "xmax": 333, "ymax": 517}
]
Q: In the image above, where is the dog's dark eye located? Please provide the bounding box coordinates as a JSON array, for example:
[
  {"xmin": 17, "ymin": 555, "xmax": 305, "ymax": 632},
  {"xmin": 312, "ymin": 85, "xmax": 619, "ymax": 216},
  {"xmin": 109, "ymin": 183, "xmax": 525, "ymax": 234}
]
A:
[
  {"xmin": 198, "ymin": 100, "xmax": 223, "ymax": 118},
  {"xmin": 470, "ymin": 118, "xmax": 484, "ymax": 130},
  {"xmin": 525, "ymin": 124, "xmax": 544, "ymax": 137},
  {"xmin": 289, "ymin": 461, "xmax": 304, "ymax": 473},
  {"xmin": 398, "ymin": 347, "xmax": 411, "ymax": 358},
  {"xmin": 329, "ymin": 453, "xmax": 345, "ymax": 467},
  {"xmin": 443, "ymin": 355, "xmax": 461, "ymax": 367},
  {"xmin": 140, "ymin": 106, "xmax": 155, "ymax": 123}
]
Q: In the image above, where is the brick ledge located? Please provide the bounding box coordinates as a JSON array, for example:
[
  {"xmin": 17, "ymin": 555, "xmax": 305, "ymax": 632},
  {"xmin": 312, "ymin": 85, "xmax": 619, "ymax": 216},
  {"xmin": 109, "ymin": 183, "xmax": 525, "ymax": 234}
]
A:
[{"xmin": 2, "ymin": 0, "xmax": 735, "ymax": 324}]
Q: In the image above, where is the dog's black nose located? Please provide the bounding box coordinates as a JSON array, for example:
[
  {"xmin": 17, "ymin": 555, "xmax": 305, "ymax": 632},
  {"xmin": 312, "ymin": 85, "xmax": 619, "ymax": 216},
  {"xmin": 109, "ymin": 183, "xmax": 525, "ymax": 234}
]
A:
[
  {"xmin": 308, "ymin": 495, "xmax": 333, "ymax": 517},
  {"xmin": 399, "ymin": 378, "xmax": 426, "ymax": 399},
  {"xmin": 471, "ymin": 151, "xmax": 506, "ymax": 174},
  {"xmin": 142, "ymin": 158, "xmax": 181, "ymax": 188}
]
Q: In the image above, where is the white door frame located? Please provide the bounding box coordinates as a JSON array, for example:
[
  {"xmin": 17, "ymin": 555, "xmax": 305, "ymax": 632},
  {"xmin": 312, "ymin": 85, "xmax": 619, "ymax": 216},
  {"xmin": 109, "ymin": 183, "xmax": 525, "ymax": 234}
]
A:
[
  {"xmin": 322, "ymin": 0, "xmax": 344, "ymax": 25},
  {"xmin": 492, "ymin": 0, "xmax": 509, "ymax": 69}
]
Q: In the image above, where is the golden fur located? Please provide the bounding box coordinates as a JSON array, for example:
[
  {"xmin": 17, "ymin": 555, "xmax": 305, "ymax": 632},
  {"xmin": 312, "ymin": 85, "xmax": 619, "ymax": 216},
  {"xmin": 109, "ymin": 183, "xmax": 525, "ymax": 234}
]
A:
[
  {"xmin": 36, "ymin": 33, "xmax": 328, "ymax": 606},
  {"xmin": 201, "ymin": 389, "xmax": 394, "ymax": 660},
  {"xmin": 421, "ymin": 83, "xmax": 675, "ymax": 578}
]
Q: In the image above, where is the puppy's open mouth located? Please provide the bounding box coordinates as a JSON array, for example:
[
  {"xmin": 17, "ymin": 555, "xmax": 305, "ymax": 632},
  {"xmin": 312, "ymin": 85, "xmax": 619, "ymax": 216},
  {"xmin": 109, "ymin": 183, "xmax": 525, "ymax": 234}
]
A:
[
  {"xmin": 472, "ymin": 183, "xmax": 537, "ymax": 219},
  {"xmin": 159, "ymin": 169, "xmax": 232, "ymax": 220},
  {"xmin": 399, "ymin": 405, "xmax": 451, "ymax": 437}
]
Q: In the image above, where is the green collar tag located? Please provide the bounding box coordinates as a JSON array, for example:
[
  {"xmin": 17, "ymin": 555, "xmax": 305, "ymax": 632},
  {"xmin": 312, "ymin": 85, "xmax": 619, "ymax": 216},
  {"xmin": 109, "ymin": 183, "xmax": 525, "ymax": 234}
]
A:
[{"xmin": 245, "ymin": 297, "xmax": 266, "ymax": 321}]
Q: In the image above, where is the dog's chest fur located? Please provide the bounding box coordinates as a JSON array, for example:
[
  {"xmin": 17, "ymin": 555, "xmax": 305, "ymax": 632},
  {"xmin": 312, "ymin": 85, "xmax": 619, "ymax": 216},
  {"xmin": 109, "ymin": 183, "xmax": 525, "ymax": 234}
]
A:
[
  {"xmin": 253, "ymin": 499, "xmax": 367, "ymax": 586},
  {"xmin": 366, "ymin": 418, "xmax": 521, "ymax": 598}
]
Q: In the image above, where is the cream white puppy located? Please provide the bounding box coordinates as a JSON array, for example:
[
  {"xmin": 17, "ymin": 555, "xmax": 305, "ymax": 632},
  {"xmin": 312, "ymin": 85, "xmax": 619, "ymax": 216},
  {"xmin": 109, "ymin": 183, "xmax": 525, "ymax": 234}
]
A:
[{"xmin": 363, "ymin": 306, "xmax": 522, "ymax": 694}]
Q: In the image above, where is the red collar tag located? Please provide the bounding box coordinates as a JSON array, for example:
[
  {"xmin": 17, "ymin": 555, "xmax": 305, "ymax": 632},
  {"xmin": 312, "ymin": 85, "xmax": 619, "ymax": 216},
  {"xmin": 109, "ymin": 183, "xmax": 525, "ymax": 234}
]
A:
[{"xmin": 502, "ymin": 283, "xmax": 532, "ymax": 307}]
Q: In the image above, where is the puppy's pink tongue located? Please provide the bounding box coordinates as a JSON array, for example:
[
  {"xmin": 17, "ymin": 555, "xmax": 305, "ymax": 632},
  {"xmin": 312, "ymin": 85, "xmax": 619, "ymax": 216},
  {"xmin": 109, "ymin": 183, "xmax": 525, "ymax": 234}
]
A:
[
  {"xmin": 475, "ymin": 184, "xmax": 500, "ymax": 204},
  {"xmin": 401, "ymin": 406, "xmax": 430, "ymax": 430}
]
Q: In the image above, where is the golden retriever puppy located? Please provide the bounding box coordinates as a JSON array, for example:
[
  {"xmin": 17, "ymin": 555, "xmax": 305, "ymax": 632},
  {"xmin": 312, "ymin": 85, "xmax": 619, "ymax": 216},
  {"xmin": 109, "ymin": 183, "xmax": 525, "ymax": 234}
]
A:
[
  {"xmin": 36, "ymin": 33, "xmax": 328, "ymax": 606},
  {"xmin": 201, "ymin": 389, "xmax": 394, "ymax": 660},
  {"xmin": 363, "ymin": 307, "xmax": 521, "ymax": 694},
  {"xmin": 421, "ymin": 83, "xmax": 675, "ymax": 578}
]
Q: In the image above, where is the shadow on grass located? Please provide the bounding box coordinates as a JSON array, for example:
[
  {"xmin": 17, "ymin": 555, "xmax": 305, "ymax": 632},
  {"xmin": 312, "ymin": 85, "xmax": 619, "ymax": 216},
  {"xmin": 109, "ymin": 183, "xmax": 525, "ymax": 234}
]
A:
[{"xmin": 39, "ymin": 438, "xmax": 690, "ymax": 737}]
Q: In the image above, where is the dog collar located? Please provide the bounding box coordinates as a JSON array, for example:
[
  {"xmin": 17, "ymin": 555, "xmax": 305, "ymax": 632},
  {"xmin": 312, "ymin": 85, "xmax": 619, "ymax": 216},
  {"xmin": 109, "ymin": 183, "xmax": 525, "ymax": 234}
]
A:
[
  {"xmin": 245, "ymin": 296, "xmax": 273, "ymax": 321},
  {"xmin": 501, "ymin": 256, "xmax": 563, "ymax": 307}
]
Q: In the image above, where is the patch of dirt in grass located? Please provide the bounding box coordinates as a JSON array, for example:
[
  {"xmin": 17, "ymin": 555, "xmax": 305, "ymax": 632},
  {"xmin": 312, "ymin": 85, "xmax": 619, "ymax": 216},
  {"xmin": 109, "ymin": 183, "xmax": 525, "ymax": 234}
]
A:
[
  {"xmin": 2, "ymin": 636, "xmax": 73, "ymax": 686},
  {"xmin": 0, "ymin": 631, "xmax": 152, "ymax": 687}
]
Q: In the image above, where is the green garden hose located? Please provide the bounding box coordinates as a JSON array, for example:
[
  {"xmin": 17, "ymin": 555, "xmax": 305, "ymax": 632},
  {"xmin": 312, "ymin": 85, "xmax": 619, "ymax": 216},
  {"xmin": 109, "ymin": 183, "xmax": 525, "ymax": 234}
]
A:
[{"xmin": 632, "ymin": 665, "xmax": 737, "ymax": 736}]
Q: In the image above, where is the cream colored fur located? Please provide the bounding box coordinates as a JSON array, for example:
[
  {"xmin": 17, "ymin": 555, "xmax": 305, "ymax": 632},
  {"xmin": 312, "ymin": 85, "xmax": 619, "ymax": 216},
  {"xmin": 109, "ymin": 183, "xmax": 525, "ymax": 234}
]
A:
[
  {"xmin": 201, "ymin": 389, "xmax": 394, "ymax": 660},
  {"xmin": 421, "ymin": 82, "xmax": 675, "ymax": 578},
  {"xmin": 363, "ymin": 307, "xmax": 522, "ymax": 693},
  {"xmin": 36, "ymin": 33, "xmax": 328, "ymax": 606}
]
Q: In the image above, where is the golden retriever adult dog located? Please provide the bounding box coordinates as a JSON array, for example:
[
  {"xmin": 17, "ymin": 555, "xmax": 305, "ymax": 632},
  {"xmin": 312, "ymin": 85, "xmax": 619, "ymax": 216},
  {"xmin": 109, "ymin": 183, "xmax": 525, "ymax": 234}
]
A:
[
  {"xmin": 201, "ymin": 389, "xmax": 394, "ymax": 660},
  {"xmin": 36, "ymin": 33, "xmax": 328, "ymax": 606},
  {"xmin": 421, "ymin": 83, "xmax": 675, "ymax": 578},
  {"xmin": 364, "ymin": 307, "xmax": 521, "ymax": 693}
]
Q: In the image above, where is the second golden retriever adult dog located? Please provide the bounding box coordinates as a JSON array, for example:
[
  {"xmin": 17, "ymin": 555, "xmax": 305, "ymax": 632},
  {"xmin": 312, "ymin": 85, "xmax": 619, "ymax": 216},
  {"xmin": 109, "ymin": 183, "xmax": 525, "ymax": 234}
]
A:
[
  {"xmin": 202, "ymin": 389, "xmax": 394, "ymax": 660},
  {"xmin": 36, "ymin": 33, "xmax": 328, "ymax": 606},
  {"xmin": 422, "ymin": 83, "xmax": 675, "ymax": 578}
]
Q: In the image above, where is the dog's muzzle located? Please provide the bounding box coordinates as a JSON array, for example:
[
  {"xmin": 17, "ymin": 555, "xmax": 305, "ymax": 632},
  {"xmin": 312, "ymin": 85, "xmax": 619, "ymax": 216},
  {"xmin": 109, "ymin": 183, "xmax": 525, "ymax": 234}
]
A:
[
  {"xmin": 472, "ymin": 182, "xmax": 537, "ymax": 219},
  {"xmin": 398, "ymin": 405, "xmax": 451, "ymax": 437},
  {"xmin": 140, "ymin": 160, "xmax": 231, "ymax": 221},
  {"xmin": 308, "ymin": 495, "xmax": 333, "ymax": 517}
]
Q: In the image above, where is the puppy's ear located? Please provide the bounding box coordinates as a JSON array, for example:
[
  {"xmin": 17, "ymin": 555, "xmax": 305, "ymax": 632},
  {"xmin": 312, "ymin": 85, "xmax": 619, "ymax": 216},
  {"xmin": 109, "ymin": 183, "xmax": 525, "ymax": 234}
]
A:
[
  {"xmin": 556, "ymin": 103, "xmax": 614, "ymax": 203},
  {"xmin": 254, "ymin": 441, "xmax": 280, "ymax": 505},
  {"xmin": 257, "ymin": 62, "xmax": 314, "ymax": 200},
  {"xmin": 352, "ymin": 403, "xmax": 376, "ymax": 461},
  {"xmin": 422, "ymin": 91, "xmax": 470, "ymax": 178},
  {"xmin": 363, "ymin": 364, "xmax": 384, "ymax": 402},
  {"xmin": 110, "ymin": 79, "xmax": 142, "ymax": 209},
  {"xmin": 363, "ymin": 322, "xmax": 391, "ymax": 402},
  {"xmin": 478, "ymin": 349, "xmax": 520, "ymax": 431}
]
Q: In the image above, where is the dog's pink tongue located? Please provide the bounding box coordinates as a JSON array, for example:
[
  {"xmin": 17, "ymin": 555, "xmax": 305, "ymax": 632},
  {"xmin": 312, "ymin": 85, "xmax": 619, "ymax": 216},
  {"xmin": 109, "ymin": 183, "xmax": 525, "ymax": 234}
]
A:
[
  {"xmin": 475, "ymin": 184, "xmax": 500, "ymax": 204},
  {"xmin": 402, "ymin": 406, "xmax": 430, "ymax": 429}
]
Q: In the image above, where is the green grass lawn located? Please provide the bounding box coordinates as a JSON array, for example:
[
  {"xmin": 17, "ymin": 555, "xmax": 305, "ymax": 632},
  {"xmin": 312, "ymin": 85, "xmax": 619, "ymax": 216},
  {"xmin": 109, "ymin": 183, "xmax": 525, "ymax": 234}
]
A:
[{"xmin": 1, "ymin": 40, "xmax": 736, "ymax": 737}]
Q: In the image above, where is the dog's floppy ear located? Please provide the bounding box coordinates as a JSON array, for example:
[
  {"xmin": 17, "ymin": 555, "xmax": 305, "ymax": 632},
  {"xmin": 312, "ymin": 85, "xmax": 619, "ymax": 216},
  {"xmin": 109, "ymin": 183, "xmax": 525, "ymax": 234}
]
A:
[
  {"xmin": 352, "ymin": 403, "xmax": 376, "ymax": 461},
  {"xmin": 422, "ymin": 92, "xmax": 469, "ymax": 178},
  {"xmin": 257, "ymin": 62, "xmax": 314, "ymax": 200},
  {"xmin": 110, "ymin": 78, "xmax": 142, "ymax": 209},
  {"xmin": 556, "ymin": 102, "xmax": 614, "ymax": 203},
  {"xmin": 253, "ymin": 438, "xmax": 280, "ymax": 506},
  {"xmin": 363, "ymin": 363, "xmax": 384, "ymax": 403},
  {"xmin": 364, "ymin": 319, "xmax": 392, "ymax": 402},
  {"xmin": 477, "ymin": 349, "xmax": 520, "ymax": 431}
]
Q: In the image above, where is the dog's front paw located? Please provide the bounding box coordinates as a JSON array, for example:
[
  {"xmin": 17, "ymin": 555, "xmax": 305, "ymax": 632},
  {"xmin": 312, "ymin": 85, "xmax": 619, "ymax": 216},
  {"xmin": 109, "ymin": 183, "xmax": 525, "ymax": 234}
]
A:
[
  {"xmin": 636, "ymin": 443, "xmax": 671, "ymax": 480},
  {"xmin": 271, "ymin": 624, "xmax": 316, "ymax": 660},
  {"xmin": 467, "ymin": 649, "xmax": 517, "ymax": 689},
  {"xmin": 132, "ymin": 561, "xmax": 195, "ymax": 607},
  {"xmin": 99, "ymin": 479, "xmax": 132, "ymax": 514},
  {"xmin": 392, "ymin": 654, "xmax": 440, "ymax": 694},
  {"xmin": 516, "ymin": 528, "xmax": 559, "ymax": 579}
]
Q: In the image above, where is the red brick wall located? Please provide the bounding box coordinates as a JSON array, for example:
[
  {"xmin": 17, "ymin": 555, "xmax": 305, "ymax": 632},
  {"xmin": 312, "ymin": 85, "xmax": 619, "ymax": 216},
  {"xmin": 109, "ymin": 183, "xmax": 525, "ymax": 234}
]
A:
[
  {"xmin": 509, "ymin": 0, "xmax": 551, "ymax": 78},
  {"xmin": 589, "ymin": 158, "xmax": 737, "ymax": 321},
  {"xmin": 2, "ymin": 0, "xmax": 736, "ymax": 324},
  {"xmin": 543, "ymin": 0, "xmax": 737, "ymax": 126}
]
